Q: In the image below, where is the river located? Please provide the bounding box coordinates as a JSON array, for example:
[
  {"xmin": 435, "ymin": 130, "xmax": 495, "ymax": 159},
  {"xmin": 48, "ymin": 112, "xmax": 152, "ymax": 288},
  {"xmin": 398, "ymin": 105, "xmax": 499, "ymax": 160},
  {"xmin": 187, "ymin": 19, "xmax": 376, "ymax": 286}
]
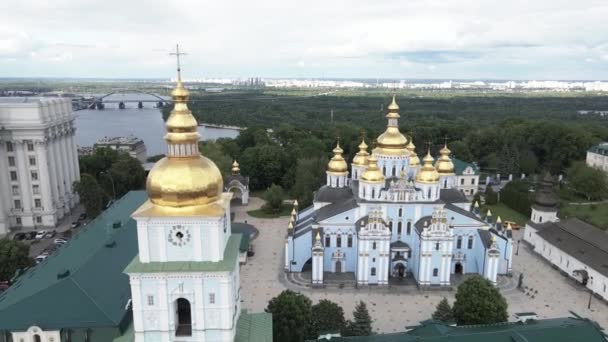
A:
[{"xmin": 75, "ymin": 93, "xmax": 240, "ymax": 156}]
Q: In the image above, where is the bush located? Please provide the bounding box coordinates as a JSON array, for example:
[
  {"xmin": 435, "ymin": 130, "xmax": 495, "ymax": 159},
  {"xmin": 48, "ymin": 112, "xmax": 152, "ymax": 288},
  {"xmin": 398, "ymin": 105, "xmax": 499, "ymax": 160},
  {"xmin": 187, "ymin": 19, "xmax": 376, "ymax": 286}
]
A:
[{"xmin": 263, "ymin": 184, "xmax": 285, "ymax": 213}]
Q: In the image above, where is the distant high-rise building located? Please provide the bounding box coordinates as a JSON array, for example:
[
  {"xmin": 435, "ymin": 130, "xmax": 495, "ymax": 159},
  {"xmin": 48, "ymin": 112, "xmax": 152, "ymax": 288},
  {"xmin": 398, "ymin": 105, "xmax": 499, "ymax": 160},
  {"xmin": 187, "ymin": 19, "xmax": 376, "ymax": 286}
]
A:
[{"xmin": 0, "ymin": 98, "xmax": 80, "ymax": 234}]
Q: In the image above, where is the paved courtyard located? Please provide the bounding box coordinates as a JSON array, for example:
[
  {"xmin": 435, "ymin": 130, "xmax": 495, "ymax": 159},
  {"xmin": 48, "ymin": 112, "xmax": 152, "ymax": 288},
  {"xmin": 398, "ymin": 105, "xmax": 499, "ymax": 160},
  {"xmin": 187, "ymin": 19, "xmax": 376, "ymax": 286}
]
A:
[{"xmin": 235, "ymin": 198, "xmax": 608, "ymax": 334}]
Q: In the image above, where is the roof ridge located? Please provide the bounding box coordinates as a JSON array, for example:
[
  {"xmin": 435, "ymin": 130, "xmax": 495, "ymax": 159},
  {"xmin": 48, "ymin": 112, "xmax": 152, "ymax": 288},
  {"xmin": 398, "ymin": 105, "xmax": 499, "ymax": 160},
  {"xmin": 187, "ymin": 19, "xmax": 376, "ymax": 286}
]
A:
[
  {"xmin": 69, "ymin": 272, "xmax": 120, "ymax": 325},
  {"xmin": 558, "ymin": 219, "xmax": 608, "ymax": 255}
]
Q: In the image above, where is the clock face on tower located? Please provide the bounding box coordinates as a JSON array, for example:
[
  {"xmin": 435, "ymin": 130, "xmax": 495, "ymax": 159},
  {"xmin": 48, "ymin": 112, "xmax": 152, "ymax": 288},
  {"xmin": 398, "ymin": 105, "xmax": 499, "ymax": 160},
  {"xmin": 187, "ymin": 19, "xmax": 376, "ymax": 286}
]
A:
[{"xmin": 168, "ymin": 225, "xmax": 191, "ymax": 247}]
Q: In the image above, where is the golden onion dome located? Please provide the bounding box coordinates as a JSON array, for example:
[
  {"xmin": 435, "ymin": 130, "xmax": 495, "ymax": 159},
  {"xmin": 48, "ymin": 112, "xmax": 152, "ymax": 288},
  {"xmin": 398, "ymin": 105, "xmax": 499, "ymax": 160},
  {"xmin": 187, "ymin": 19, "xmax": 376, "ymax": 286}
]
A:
[
  {"xmin": 375, "ymin": 95, "xmax": 408, "ymax": 155},
  {"xmin": 352, "ymin": 138, "xmax": 370, "ymax": 166},
  {"xmin": 407, "ymin": 138, "xmax": 420, "ymax": 167},
  {"xmin": 435, "ymin": 143, "xmax": 455, "ymax": 175},
  {"xmin": 231, "ymin": 160, "xmax": 240, "ymax": 175},
  {"xmin": 360, "ymin": 155, "xmax": 385, "ymax": 183},
  {"xmin": 415, "ymin": 149, "xmax": 440, "ymax": 184},
  {"xmin": 146, "ymin": 60, "xmax": 223, "ymax": 209},
  {"xmin": 327, "ymin": 142, "xmax": 348, "ymax": 174}
]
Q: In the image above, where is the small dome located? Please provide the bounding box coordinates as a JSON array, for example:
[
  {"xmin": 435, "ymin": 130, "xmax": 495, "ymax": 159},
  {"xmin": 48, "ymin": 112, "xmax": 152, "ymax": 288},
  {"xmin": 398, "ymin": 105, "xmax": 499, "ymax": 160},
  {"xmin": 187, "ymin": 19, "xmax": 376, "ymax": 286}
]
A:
[
  {"xmin": 361, "ymin": 156, "xmax": 385, "ymax": 183},
  {"xmin": 435, "ymin": 144, "xmax": 455, "ymax": 175},
  {"xmin": 407, "ymin": 138, "xmax": 420, "ymax": 167},
  {"xmin": 352, "ymin": 138, "xmax": 370, "ymax": 166},
  {"xmin": 327, "ymin": 142, "xmax": 348, "ymax": 174},
  {"xmin": 416, "ymin": 150, "xmax": 439, "ymax": 184},
  {"xmin": 375, "ymin": 96, "xmax": 408, "ymax": 155}
]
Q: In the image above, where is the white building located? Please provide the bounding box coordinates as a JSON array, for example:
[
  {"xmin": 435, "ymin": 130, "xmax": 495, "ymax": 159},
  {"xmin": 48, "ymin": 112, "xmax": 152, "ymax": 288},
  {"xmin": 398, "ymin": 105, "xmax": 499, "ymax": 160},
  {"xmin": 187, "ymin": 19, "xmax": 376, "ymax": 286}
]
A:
[
  {"xmin": 94, "ymin": 135, "xmax": 148, "ymax": 162},
  {"xmin": 524, "ymin": 174, "xmax": 608, "ymax": 301},
  {"xmin": 586, "ymin": 142, "xmax": 608, "ymax": 173},
  {"xmin": 0, "ymin": 98, "xmax": 80, "ymax": 235}
]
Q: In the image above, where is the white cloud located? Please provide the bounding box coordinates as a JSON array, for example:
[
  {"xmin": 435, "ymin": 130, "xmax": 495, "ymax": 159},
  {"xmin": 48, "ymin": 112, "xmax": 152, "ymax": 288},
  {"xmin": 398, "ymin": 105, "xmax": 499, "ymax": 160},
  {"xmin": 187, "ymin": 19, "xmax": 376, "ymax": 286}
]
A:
[{"xmin": 0, "ymin": 0, "xmax": 607, "ymax": 78}]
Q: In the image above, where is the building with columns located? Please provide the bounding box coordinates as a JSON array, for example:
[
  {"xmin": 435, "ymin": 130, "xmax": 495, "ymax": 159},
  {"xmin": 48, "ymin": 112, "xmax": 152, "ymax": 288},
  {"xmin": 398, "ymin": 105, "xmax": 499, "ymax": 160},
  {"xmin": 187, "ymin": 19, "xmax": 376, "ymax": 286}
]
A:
[
  {"xmin": 0, "ymin": 63, "xmax": 271, "ymax": 342},
  {"xmin": 0, "ymin": 98, "xmax": 80, "ymax": 235},
  {"xmin": 285, "ymin": 96, "xmax": 511, "ymax": 287}
]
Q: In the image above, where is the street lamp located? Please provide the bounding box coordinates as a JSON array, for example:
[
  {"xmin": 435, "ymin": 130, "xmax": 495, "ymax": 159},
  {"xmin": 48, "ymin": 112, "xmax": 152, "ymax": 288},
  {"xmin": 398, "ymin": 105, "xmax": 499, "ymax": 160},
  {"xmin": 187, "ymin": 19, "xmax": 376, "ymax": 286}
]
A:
[
  {"xmin": 588, "ymin": 276, "xmax": 594, "ymax": 309},
  {"xmin": 516, "ymin": 239, "xmax": 521, "ymax": 256},
  {"xmin": 101, "ymin": 171, "xmax": 116, "ymax": 201}
]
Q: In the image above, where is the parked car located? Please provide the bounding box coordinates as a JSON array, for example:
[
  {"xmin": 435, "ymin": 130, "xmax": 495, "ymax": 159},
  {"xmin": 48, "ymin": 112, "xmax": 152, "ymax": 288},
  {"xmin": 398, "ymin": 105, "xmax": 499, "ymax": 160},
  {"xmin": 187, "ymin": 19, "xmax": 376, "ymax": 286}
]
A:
[
  {"xmin": 35, "ymin": 230, "xmax": 48, "ymax": 240},
  {"xmin": 78, "ymin": 213, "xmax": 87, "ymax": 221},
  {"xmin": 44, "ymin": 230, "xmax": 57, "ymax": 238},
  {"xmin": 12, "ymin": 232, "xmax": 26, "ymax": 241},
  {"xmin": 24, "ymin": 231, "xmax": 37, "ymax": 240},
  {"xmin": 54, "ymin": 238, "xmax": 68, "ymax": 245},
  {"xmin": 35, "ymin": 255, "xmax": 48, "ymax": 264},
  {"xmin": 0, "ymin": 281, "xmax": 9, "ymax": 292},
  {"xmin": 70, "ymin": 221, "xmax": 80, "ymax": 229}
]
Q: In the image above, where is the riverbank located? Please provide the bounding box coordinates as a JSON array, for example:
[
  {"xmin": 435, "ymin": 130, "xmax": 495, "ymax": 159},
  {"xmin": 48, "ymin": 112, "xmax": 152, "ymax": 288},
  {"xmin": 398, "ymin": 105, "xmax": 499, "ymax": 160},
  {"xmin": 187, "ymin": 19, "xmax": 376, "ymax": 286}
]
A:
[{"xmin": 199, "ymin": 123, "xmax": 245, "ymax": 131}]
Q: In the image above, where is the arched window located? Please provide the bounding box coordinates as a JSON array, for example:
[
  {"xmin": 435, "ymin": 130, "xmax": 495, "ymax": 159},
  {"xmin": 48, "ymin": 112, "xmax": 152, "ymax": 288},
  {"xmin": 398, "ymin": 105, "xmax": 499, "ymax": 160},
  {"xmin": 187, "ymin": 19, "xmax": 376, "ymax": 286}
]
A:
[
  {"xmin": 392, "ymin": 167, "xmax": 396, "ymax": 176},
  {"xmin": 388, "ymin": 221, "xmax": 393, "ymax": 232},
  {"xmin": 325, "ymin": 235, "xmax": 331, "ymax": 247},
  {"xmin": 371, "ymin": 188, "xmax": 375, "ymax": 199},
  {"xmin": 457, "ymin": 236, "xmax": 462, "ymax": 249},
  {"xmin": 347, "ymin": 235, "xmax": 353, "ymax": 247},
  {"xmin": 435, "ymin": 242, "xmax": 440, "ymax": 250},
  {"xmin": 383, "ymin": 166, "xmax": 386, "ymax": 175},
  {"xmin": 397, "ymin": 222, "xmax": 402, "ymax": 234},
  {"xmin": 372, "ymin": 242, "xmax": 377, "ymax": 250},
  {"xmin": 398, "ymin": 208, "xmax": 403, "ymax": 217},
  {"xmin": 406, "ymin": 221, "xmax": 411, "ymax": 235},
  {"xmin": 34, "ymin": 335, "xmax": 41, "ymax": 342},
  {"xmin": 539, "ymin": 216, "xmax": 543, "ymax": 223},
  {"xmin": 371, "ymin": 267, "xmax": 376, "ymax": 276},
  {"xmin": 336, "ymin": 235, "xmax": 342, "ymax": 248},
  {"xmin": 444, "ymin": 180, "xmax": 448, "ymax": 188},
  {"xmin": 427, "ymin": 188, "xmax": 431, "ymax": 198},
  {"xmin": 175, "ymin": 298, "xmax": 192, "ymax": 336},
  {"xmin": 467, "ymin": 236, "xmax": 474, "ymax": 249},
  {"xmin": 433, "ymin": 268, "xmax": 438, "ymax": 277}
]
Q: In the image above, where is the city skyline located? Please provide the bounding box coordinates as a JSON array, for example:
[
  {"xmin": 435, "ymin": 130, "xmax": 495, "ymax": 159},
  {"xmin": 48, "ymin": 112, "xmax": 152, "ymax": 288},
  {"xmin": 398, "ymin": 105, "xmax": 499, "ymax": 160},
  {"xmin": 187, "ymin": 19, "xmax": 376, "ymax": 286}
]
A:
[{"xmin": 1, "ymin": 0, "xmax": 607, "ymax": 79}]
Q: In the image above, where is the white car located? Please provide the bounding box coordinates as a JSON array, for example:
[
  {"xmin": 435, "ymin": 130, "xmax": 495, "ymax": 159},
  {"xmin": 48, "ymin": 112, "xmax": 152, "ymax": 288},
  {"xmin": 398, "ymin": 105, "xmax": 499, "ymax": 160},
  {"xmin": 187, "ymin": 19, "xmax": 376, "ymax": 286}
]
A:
[
  {"xmin": 35, "ymin": 255, "xmax": 48, "ymax": 264},
  {"xmin": 54, "ymin": 238, "xmax": 68, "ymax": 245},
  {"xmin": 35, "ymin": 230, "xmax": 48, "ymax": 240}
]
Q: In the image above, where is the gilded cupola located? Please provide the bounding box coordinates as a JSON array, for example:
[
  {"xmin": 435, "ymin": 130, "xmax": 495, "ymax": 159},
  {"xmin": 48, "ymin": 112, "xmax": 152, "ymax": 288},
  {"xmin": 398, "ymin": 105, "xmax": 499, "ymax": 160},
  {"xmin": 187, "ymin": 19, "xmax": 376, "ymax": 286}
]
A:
[
  {"xmin": 327, "ymin": 141, "xmax": 349, "ymax": 174},
  {"xmin": 360, "ymin": 155, "xmax": 385, "ymax": 183},
  {"xmin": 415, "ymin": 149, "xmax": 440, "ymax": 184},
  {"xmin": 232, "ymin": 160, "xmax": 240, "ymax": 175},
  {"xmin": 435, "ymin": 143, "xmax": 455, "ymax": 175},
  {"xmin": 352, "ymin": 138, "xmax": 370, "ymax": 166},
  {"xmin": 145, "ymin": 49, "xmax": 223, "ymax": 210},
  {"xmin": 374, "ymin": 95, "xmax": 408, "ymax": 155},
  {"xmin": 407, "ymin": 135, "xmax": 420, "ymax": 167}
]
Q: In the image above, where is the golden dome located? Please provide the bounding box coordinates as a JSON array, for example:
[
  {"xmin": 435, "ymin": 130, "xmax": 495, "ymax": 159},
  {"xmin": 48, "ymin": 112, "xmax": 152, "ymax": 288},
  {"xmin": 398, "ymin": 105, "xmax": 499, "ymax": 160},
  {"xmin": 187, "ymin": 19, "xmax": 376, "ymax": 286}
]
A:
[
  {"xmin": 232, "ymin": 160, "xmax": 240, "ymax": 175},
  {"xmin": 435, "ymin": 143, "xmax": 455, "ymax": 175},
  {"xmin": 415, "ymin": 149, "xmax": 439, "ymax": 184},
  {"xmin": 361, "ymin": 155, "xmax": 385, "ymax": 183},
  {"xmin": 146, "ymin": 60, "xmax": 224, "ymax": 209},
  {"xmin": 352, "ymin": 138, "xmax": 370, "ymax": 166},
  {"xmin": 327, "ymin": 141, "xmax": 349, "ymax": 174},
  {"xmin": 375, "ymin": 95, "xmax": 408, "ymax": 155},
  {"xmin": 407, "ymin": 137, "xmax": 420, "ymax": 167}
]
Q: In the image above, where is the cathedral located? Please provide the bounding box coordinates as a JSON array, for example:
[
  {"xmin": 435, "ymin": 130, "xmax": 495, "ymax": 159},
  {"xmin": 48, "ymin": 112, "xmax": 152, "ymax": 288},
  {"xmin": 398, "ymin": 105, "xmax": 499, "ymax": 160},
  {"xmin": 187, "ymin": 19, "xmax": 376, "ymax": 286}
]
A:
[{"xmin": 286, "ymin": 97, "xmax": 513, "ymax": 287}]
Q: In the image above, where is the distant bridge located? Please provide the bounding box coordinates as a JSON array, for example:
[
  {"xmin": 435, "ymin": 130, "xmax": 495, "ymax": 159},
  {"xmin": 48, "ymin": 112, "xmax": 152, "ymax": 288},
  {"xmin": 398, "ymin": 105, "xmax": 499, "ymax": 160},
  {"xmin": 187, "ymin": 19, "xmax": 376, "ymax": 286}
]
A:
[{"xmin": 86, "ymin": 90, "xmax": 170, "ymax": 109}]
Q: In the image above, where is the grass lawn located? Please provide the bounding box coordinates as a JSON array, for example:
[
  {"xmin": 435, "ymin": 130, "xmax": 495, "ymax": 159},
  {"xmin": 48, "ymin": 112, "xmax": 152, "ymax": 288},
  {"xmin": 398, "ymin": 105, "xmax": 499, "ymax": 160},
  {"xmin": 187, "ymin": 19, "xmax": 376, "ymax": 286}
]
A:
[
  {"xmin": 247, "ymin": 204, "xmax": 292, "ymax": 218},
  {"xmin": 482, "ymin": 203, "xmax": 529, "ymax": 227},
  {"xmin": 559, "ymin": 203, "xmax": 608, "ymax": 230}
]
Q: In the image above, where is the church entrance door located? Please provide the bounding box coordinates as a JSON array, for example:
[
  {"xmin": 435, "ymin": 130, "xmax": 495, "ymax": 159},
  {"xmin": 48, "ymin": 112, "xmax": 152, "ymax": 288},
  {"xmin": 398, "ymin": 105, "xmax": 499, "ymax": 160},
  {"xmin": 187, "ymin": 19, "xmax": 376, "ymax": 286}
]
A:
[
  {"xmin": 393, "ymin": 263, "xmax": 406, "ymax": 277},
  {"xmin": 175, "ymin": 298, "xmax": 192, "ymax": 336},
  {"xmin": 335, "ymin": 261, "xmax": 342, "ymax": 273},
  {"xmin": 455, "ymin": 262, "xmax": 463, "ymax": 275}
]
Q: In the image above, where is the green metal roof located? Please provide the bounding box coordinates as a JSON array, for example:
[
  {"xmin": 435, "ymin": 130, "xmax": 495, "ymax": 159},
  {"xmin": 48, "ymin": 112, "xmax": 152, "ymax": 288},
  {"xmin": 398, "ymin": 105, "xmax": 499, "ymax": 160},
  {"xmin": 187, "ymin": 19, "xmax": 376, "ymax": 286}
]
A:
[
  {"xmin": 588, "ymin": 142, "xmax": 608, "ymax": 155},
  {"xmin": 453, "ymin": 158, "xmax": 479, "ymax": 175},
  {"xmin": 124, "ymin": 234, "xmax": 242, "ymax": 274},
  {"xmin": 314, "ymin": 317, "xmax": 606, "ymax": 341},
  {"xmin": 235, "ymin": 312, "xmax": 273, "ymax": 342},
  {"xmin": 0, "ymin": 191, "xmax": 147, "ymax": 331}
]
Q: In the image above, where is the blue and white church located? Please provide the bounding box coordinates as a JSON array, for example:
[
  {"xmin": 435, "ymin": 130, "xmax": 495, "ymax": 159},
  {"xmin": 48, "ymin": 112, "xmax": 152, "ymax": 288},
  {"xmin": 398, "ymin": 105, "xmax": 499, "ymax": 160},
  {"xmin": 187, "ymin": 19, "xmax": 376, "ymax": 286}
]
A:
[{"xmin": 285, "ymin": 97, "xmax": 513, "ymax": 287}]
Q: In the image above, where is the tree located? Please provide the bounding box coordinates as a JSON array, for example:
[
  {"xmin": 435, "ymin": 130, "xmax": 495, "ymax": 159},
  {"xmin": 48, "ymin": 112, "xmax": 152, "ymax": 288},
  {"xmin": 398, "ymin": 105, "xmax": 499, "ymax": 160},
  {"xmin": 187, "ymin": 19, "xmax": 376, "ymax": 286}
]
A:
[
  {"xmin": 472, "ymin": 192, "xmax": 482, "ymax": 206},
  {"xmin": 74, "ymin": 174, "xmax": 105, "ymax": 218},
  {"xmin": 432, "ymin": 298, "xmax": 454, "ymax": 323},
  {"xmin": 265, "ymin": 290, "xmax": 312, "ymax": 342},
  {"xmin": 484, "ymin": 186, "xmax": 498, "ymax": 205},
  {"xmin": 199, "ymin": 141, "xmax": 233, "ymax": 177},
  {"xmin": 291, "ymin": 157, "xmax": 328, "ymax": 208},
  {"xmin": 108, "ymin": 154, "xmax": 146, "ymax": 197},
  {"xmin": 146, "ymin": 154, "xmax": 165, "ymax": 163},
  {"xmin": 342, "ymin": 301, "xmax": 372, "ymax": 337},
  {"xmin": 311, "ymin": 300, "xmax": 346, "ymax": 337},
  {"xmin": 567, "ymin": 162, "xmax": 608, "ymax": 201},
  {"xmin": 0, "ymin": 239, "xmax": 34, "ymax": 281},
  {"xmin": 240, "ymin": 144, "xmax": 286, "ymax": 190},
  {"xmin": 452, "ymin": 276, "xmax": 508, "ymax": 325},
  {"xmin": 263, "ymin": 184, "xmax": 285, "ymax": 213}
]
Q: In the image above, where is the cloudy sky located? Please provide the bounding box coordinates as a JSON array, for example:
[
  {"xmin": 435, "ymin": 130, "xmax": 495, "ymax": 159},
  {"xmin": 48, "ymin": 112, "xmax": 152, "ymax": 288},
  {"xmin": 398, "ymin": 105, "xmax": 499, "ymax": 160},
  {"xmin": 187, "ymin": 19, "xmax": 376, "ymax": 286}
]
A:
[{"xmin": 1, "ymin": 0, "xmax": 607, "ymax": 79}]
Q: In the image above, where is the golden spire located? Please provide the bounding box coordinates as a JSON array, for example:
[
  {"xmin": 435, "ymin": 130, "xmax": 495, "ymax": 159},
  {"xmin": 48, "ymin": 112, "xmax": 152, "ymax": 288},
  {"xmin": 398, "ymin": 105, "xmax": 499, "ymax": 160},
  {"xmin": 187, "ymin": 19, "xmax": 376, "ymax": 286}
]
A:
[
  {"xmin": 496, "ymin": 216, "xmax": 502, "ymax": 224},
  {"xmin": 487, "ymin": 209, "xmax": 492, "ymax": 217},
  {"xmin": 315, "ymin": 231, "xmax": 321, "ymax": 241},
  {"xmin": 231, "ymin": 160, "xmax": 240, "ymax": 175},
  {"xmin": 415, "ymin": 148, "xmax": 439, "ymax": 184},
  {"xmin": 293, "ymin": 199, "xmax": 299, "ymax": 208},
  {"xmin": 144, "ymin": 44, "xmax": 224, "ymax": 210},
  {"xmin": 407, "ymin": 132, "xmax": 420, "ymax": 167},
  {"xmin": 291, "ymin": 207, "xmax": 296, "ymax": 216},
  {"xmin": 327, "ymin": 139, "xmax": 348, "ymax": 174},
  {"xmin": 474, "ymin": 201, "xmax": 480, "ymax": 208},
  {"xmin": 352, "ymin": 135, "xmax": 370, "ymax": 166},
  {"xmin": 375, "ymin": 95, "xmax": 408, "ymax": 155},
  {"xmin": 288, "ymin": 220, "xmax": 294, "ymax": 230},
  {"xmin": 361, "ymin": 154, "xmax": 385, "ymax": 183},
  {"xmin": 507, "ymin": 222, "xmax": 513, "ymax": 230},
  {"xmin": 435, "ymin": 139, "xmax": 455, "ymax": 175}
]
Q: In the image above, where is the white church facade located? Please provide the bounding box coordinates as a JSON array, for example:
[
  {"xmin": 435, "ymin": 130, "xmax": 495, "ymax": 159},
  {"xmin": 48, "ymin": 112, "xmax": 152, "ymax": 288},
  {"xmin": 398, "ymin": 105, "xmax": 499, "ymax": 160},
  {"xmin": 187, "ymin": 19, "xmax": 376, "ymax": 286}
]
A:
[{"xmin": 286, "ymin": 97, "xmax": 513, "ymax": 287}]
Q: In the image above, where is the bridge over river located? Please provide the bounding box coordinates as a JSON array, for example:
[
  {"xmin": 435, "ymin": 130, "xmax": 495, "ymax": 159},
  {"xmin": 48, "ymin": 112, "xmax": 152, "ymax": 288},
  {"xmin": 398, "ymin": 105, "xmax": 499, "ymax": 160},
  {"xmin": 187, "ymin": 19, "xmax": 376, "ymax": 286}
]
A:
[{"xmin": 77, "ymin": 90, "xmax": 172, "ymax": 110}]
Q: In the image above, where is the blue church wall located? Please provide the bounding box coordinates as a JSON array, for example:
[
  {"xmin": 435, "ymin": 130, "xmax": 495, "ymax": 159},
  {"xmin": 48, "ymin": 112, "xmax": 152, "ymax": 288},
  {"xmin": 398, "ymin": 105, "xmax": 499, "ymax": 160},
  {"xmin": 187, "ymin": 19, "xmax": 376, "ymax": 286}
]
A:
[
  {"xmin": 410, "ymin": 232, "xmax": 421, "ymax": 282},
  {"xmin": 289, "ymin": 230, "xmax": 312, "ymax": 272},
  {"xmin": 367, "ymin": 241, "xmax": 383, "ymax": 283}
]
